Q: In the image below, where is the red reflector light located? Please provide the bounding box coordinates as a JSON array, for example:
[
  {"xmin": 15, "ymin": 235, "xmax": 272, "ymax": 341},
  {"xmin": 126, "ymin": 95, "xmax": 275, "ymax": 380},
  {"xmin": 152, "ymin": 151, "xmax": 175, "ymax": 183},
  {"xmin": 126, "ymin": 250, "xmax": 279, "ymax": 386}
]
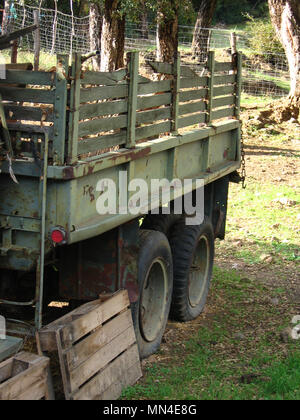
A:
[{"xmin": 51, "ymin": 229, "xmax": 66, "ymax": 244}]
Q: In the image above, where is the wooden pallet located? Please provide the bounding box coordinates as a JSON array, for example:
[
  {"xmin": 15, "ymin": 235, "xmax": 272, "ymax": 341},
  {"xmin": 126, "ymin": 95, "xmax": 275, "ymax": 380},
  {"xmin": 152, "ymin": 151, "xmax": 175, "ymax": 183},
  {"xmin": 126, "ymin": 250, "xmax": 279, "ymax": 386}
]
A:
[
  {"xmin": 37, "ymin": 290, "xmax": 142, "ymax": 400},
  {"xmin": 0, "ymin": 352, "xmax": 51, "ymax": 400}
]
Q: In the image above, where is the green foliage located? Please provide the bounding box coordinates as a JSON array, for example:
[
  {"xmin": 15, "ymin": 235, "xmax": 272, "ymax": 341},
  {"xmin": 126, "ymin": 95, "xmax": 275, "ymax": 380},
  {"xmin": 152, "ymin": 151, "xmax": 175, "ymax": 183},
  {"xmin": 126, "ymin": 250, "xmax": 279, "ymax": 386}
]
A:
[
  {"xmin": 245, "ymin": 16, "xmax": 285, "ymax": 56},
  {"xmin": 213, "ymin": 0, "xmax": 269, "ymax": 25}
]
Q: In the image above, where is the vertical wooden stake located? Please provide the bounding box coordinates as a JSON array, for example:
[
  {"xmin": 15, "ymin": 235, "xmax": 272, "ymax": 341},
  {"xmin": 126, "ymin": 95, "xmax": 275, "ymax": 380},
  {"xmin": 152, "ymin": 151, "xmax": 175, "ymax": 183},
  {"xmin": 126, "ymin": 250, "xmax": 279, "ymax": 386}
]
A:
[
  {"xmin": 53, "ymin": 55, "xmax": 69, "ymax": 166},
  {"xmin": 33, "ymin": 10, "xmax": 40, "ymax": 71},
  {"xmin": 235, "ymin": 52, "xmax": 242, "ymax": 119},
  {"xmin": 171, "ymin": 52, "xmax": 181, "ymax": 135},
  {"xmin": 126, "ymin": 51, "xmax": 139, "ymax": 149},
  {"xmin": 67, "ymin": 54, "xmax": 81, "ymax": 164},
  {"xmin": 10, "ymin": 40, "xmax": 18, "ymax": 64},
  {"xmin": 230, "ymin": 32, "xmax": 237, "ymax": 55},
  {"xmin": 206, "ymin": 51, "xmax": 215, "ymax": 125}
]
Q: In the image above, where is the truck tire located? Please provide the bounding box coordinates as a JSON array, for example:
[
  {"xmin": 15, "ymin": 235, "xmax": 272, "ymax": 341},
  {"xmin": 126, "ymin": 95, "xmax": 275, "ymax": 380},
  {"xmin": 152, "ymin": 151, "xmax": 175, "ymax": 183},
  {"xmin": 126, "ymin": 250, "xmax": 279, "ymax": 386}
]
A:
[
  {"xmin": 132, "ymin": 230, "xmax": 173, "ymax": 359},
  {"xmin": 141, "ymin": 214, "xmax": 182, "ymax": 237},
  {"xmin": 169, "ymin": 217, "xmax": 214, "ymax": 322}
]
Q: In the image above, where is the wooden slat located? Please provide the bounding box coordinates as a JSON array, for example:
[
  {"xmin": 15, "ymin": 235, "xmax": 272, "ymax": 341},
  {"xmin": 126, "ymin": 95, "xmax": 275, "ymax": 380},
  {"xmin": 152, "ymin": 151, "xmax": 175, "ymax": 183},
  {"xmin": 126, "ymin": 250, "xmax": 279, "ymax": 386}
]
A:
[
  {"xmin": 135, "ymin": 121, "xmax": 171, "ymax": 141},
  {"xmin": 213, "ymin": 96, "xmax": 235, "ymax": 109},
  {"xmin": 0, "ymin": 70, "xmax": 53, "ymax": 86},
  {"xmin": 136, "ymin": 107, "xmax": 171, "ymax": 125},
  {"xmin": 179, "ymin": 88, "xmax": 208, "ymax": 103},
  {"xmin": 179, "ymin": 100, "xmax": 206, "ymax": 116},
  {"xmin": 78, "ymin": 132, "xmax": 126, "ymax": 155},
  {"xmin": 72, "ymin": 345, "xmax": 141, "ymax": 401},
  {"xmin": 0, "ymin": 87, "xmax": 55, "ymax": 104},
  {"xmin": 81, "ymin": 69, "xmax": 127, "ymax": 85},
  {"xmin": 137, "ymin": 92, "xmax": 172, "ymax": 110},
  {"xmin": 68, "ymin": 326, "xmax": 136, "ymax": 392},
  {"xmin": 213, "ymin": 84, "xmax": 236, "ymax": 97},
  {"xmin": 147, "ymin": 61, "xmax": 203, "ymax": 78},
  {"xmin": 13, "ymin": 379, "xmax": 47, "ymax": 400},
  {"xmin": 180, "ymin": 76, "xmax": 208, "ymax": 89},
  {"xmin": 212, "ymin": 107, "xmax": 235, "ymax": 120},
  {"xmin": 80, "ymin": 84, "xmax": 128, "ymax": 103},
  {"xmin": 60, "ymin": 290, "xmax": 130, "ymax": 346},
  {"xmin": 214, "ymin": 61, "xmax": 234, "ymax": 72},
  {"xmin": 178, "ymin": 112, "xmax": 206, "ymax": 129},
  {"xmin": 4, "ymin": 105, "xmax": 54, "ymax": 122},
  {"xmin": 79, "ymin": 99, "xmax": 127, "ymax": 120},
  {"xmin": 97, "ymin": 362, "xmax": 142, "ymax": 400},
  {"xmin": 65, "ymin": 310, "xmax": 132, "ymax": 371},
  {"xmin": 138, "ymin": 79, "xmax": 171, "ymax": 95},
  {"xmin": 78, "ymin": 114, "xmax": 128, "ymax": 137},
  {"xmin": 214, "ymin": 74, "xmax": 236, "ymax": 86}
]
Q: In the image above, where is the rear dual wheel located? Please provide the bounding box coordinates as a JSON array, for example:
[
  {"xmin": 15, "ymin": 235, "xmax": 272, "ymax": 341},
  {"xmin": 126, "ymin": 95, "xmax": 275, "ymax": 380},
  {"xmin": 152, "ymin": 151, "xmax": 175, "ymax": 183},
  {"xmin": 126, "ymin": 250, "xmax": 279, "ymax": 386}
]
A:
[{"xmin": 132, "ymin": 230, "xmax": 173, "ymax": 359}]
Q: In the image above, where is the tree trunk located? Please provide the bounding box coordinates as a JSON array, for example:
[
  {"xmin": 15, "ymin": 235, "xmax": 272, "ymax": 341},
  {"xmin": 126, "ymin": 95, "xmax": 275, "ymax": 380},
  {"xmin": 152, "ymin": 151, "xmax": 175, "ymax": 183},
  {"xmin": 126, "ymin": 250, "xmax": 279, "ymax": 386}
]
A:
[
  {"xmin": 100, "ymin": 0, "xmax": 125, "ymax": 72},
  {"xmin": 140, "ymin": 2, "xmax": 149, "ymax": 39},
  {"xmin": 268, "ymin": 0, "xmax": 300, "ymax": 100},
  {"xmin": 89, "ymin": 3, "xmax": 102, "ymax": 71},
  {"xmin": 156, "ymin": 0, "xmax": 179, "ymax": 63},
  {"xmin": 192, "ymin": 0, "xmax": 217, "ymax": 62}
]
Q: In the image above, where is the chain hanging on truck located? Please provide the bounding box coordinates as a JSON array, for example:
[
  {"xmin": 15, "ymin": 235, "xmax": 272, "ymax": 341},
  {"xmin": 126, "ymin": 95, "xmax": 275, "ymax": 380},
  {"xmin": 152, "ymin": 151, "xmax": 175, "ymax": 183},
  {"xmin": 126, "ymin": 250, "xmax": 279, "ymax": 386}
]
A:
[{"xmin": 240, "ymin": 121, "xmax": 247, "ymax": 189}]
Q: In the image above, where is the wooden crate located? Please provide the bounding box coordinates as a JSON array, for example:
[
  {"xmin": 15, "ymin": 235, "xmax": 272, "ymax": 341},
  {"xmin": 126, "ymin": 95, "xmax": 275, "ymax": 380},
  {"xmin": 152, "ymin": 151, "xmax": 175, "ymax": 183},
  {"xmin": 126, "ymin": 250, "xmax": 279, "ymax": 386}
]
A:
[
  {"xmin": 0, "ymin": 352, "xmax": 51, "ymax": 400},
  {"xmin": 37, "ymin": 290, "xmax": 142, "ymax": 400}
]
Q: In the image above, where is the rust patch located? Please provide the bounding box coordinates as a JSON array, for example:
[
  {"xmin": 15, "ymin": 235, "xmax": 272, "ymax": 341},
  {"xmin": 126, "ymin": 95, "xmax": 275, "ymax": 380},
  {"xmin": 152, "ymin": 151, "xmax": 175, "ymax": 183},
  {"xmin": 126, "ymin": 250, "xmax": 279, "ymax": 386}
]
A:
[{"xmin": 63, "ymin": 166, "xmax": 75, "ymax": 179}]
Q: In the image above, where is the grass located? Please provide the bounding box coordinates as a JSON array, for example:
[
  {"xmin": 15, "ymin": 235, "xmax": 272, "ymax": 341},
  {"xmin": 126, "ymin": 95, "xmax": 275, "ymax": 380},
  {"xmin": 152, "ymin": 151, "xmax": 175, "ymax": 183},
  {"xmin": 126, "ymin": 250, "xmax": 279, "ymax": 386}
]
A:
[{"xmin": 122, "ymin": 266, "xmax": 300, "ymax": 400}]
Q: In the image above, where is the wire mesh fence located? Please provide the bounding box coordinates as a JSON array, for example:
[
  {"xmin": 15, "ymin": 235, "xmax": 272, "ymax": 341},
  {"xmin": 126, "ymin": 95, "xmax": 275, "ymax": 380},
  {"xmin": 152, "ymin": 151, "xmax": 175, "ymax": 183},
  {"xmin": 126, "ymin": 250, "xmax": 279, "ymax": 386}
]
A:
[{"xmin": 2, "ymin": 3, "xmax": 290, "ymax": 98}]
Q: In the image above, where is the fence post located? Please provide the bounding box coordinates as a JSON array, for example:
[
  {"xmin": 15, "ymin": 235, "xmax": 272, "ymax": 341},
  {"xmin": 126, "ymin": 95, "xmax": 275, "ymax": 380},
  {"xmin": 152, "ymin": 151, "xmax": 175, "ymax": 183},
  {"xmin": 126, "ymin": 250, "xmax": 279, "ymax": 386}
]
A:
[
  {"xmin": 33, "ymin": 10, "xmax": 41, "ymax": 71},
  {"xmin": 206, "ymin": 51, "xmax": 215, "ymax": 124},
  {"xmin": 53, "ymin": 55, "xmax": 69, "ymax": 166},
  {"xmin": 171, "ymin": 52, "xmax": 181, "ymax": 135},
  {"xmin": 126, "ymin": 51, "xmax": 139, "ymax": 149},
  {"xmin": 67, "ymin": 54, "xmax": 81, "ymax": 164},
  {"xmin": 230, "ymin": 32, "xmax": 237, "ymax": 55}
]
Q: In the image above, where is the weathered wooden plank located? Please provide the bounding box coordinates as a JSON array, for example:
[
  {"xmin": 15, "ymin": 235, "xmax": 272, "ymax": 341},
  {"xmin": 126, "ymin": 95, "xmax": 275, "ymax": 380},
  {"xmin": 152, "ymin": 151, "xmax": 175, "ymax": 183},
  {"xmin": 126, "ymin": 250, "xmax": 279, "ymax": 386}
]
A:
[
  {"xmin": 65, "ymin": 310, "xmax": 132, "ymax": 371},
  {"xmin": 207, "ymin": 51, "xmax": 215, "ymax": 124},
  {"xmin": 78, "ymin": 115, "xmax": 127, "ymax": 138},
  {"xmin": 135, "ymin": 121, "xmax": 171, "ymax": 141},
  {"xmin": 147, "ymin": 61, "xmax": 202, "ymax": 78},
  {"xmin": 213, "ymin": 84, "xmax": 236, "ymax": 97},
  {"xmin": 68, "ymin": 326, "xmax": 136, "ymax": 392},
  {"xmin": 214, "ymin": 74, "xmax": 236, "ymax": 86},
  {"xmin": 53, "ymin": 55, "xmax": 68, "ymax": 165},
  {"xmin": 172, "ymin": 55, "xmax": 181, "ymax": 134},
  {"xmin": 13, "ymin": 379, "xmax": 47, "ymax": 400},
  {"xmin": 214, "ymin": 61, "xmax": 234, "ymax": 72},
  {"xmin": 0, "ymin": 70, "xmax": 53, "ymax": 86},
  {"xmin": 179, "ymin": 100, "xmax": 206, "ymax": 116},
  {"xmin": 213, "ymin": 96, "xmax": 235, "ymax": 109},
  {"xmin": 127, "ymin": 52, "xmax": 139, "ymax": 148},
  {"xmin": 146, "ymin": 61, "xmax": 173, "ymax": 75},
  {"xmin": 179, "ymin": 88, "xmax": 208, "ymax": 103},
  {"xmin": 60, "ymin": 290, "xmax": 130, "ymax": 346},
  {"xmin": 78, "ymin": 132, "xmax": 126, "ymax": 155},
  {"xmin": 81, "ymin": 68, "xmax": 127, "ymax": 85},
  {"xmin": 0, "ymin": 87, "xmax": 55, "ymax": 104},
  {"xmin": 80, "ymin": 84, "xmax": 128, "ymax": 103},
  {"xmin": 180, "ymin": 76, "xmax": 208, "ymax": 89},
  {"xmin": 72, "ymin": 344, "xmax": 141, "ymax": 401},
  {"xmin": 212, "ymin": 107, "xmax": 235, "ymax": 120},
  {"xmin": 96, "ymin": 362, "xmax": 142, "ymax": 400},
  {"xmin": 5, "ymin": 63, "xmax": 33, "ymax": 71},
  {"xmin": 138, "ymin": 79, "xmax": 171, "ymax": 95},
  {"xmin": 136, "ymin": 107, "xmax": 171, "ymax": 125},
  {"xmin": 4, "ymin": 105, "xmax": 54, "ymax": 122},
  {"xmin": 178, "ymin": 112, "xmax": 206, "ymax": 129},
  {"xmin": 79, "ymin": 99, "xmax": 128, "ymax": 120},
  {"xmin": 137, "ymin": 92, "xmax": 172, "ymax": 110},
  {"xmin": 235, "ymin": 52, "xmax": 242, "ymax": 119},
  {"xmin": 0, "ymin": 361, "xmax": 48, "ymax": 400}
]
